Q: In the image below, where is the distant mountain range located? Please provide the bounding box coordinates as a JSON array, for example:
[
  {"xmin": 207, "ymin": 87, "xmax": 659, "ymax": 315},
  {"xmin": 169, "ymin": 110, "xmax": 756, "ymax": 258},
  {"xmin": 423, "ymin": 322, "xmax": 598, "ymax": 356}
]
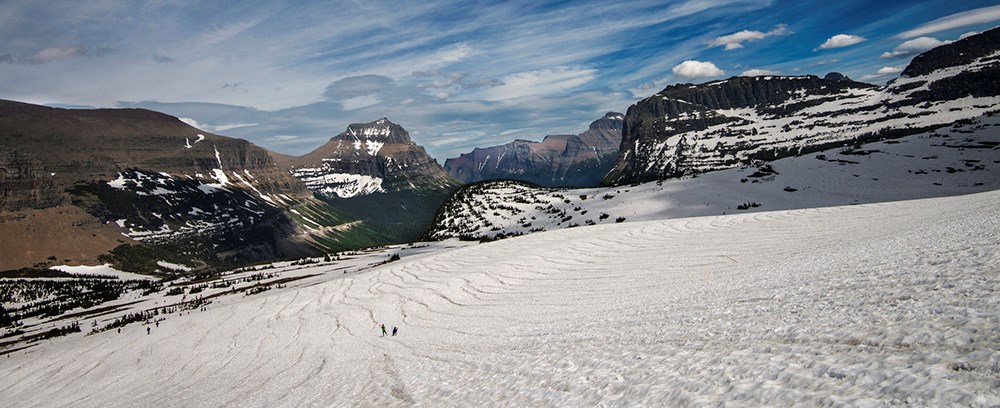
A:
[
  {"xmin": 443, "ymin": 112, "xmax": 623, "ymax": 187},
  {"xmin": 2, "ymin": 27, "xmax": 999, "ymax": 273}
]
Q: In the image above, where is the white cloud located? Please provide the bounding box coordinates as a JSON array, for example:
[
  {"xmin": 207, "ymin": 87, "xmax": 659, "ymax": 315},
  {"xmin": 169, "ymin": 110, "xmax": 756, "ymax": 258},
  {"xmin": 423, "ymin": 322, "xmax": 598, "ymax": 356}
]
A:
[
  {"xmin": 817, "ymin": 34, "xmax": 866, "ymax": 50},
  {"xmin": 178, "ymin": 117, "xmax": 258, "ymax": 132},
  {"xmin": 959, "ymin": 31, "xmax": 980, "ymax": 40},
  {"xmin": 672, "ymin": 60, "xmax": 725, "ymax": 79},
  {"xmin": 876, "ymin": 66, "xmax": 903, "ymax": 75},
  {"xmin": 194, "ymin": 19, "xmax": 264, "ymax": 50},
  {"xmin": 179, "ymin": 117, "xmax": 206, "ymax": 130},
  {"xmin": 471, "ymin": 66, "xmax": 597, "ymax": 101},
  {"xmin": 896, "ymin": 5, "xmax": 1000, "ymax": 39},
  {"xmin": 706, "ymin": 24, "xmax": 788, "ymax": 50},
  {"xmin": 740, "ymin": 69, "xmax": 780, "ymax": 77},
  {"xmin": 880, "ymin": 37, "xmax": 951, "ymax": 59},
  {"xmin": 861, "ymin": 66, "xmax": 908, "ymax": 81},
  {"xmin": 433, "ymin": 43, "xmax": 480, "ymax": 63}
]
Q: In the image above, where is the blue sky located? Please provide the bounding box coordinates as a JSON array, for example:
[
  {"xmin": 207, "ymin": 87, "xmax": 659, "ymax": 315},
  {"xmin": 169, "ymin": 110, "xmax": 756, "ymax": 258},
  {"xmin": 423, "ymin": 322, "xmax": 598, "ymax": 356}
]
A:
[{"xmin": 2, "ymin": 0, "xmax": 1000, "ymax": 159}]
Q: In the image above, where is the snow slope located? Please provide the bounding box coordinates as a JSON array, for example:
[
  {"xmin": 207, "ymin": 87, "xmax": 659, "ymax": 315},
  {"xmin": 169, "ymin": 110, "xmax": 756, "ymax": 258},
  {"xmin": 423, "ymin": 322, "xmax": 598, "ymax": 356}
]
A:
[{"xmin": 2, "ymin": 190, "xmax": 999, "ymax": 406}]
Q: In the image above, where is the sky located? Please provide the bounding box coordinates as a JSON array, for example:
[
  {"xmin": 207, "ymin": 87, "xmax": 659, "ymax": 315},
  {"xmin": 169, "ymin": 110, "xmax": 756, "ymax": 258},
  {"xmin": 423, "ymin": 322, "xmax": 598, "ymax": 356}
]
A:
[{"xmin": 2, "ymin": 0, "xmax": 1000, "ymax": 160}]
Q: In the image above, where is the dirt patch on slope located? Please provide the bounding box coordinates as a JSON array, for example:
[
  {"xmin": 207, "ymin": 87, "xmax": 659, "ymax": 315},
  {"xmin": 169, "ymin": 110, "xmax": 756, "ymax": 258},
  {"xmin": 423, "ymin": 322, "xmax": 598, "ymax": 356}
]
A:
[{"xmin": 0, "ymin": 206, "xmax": 132, "ymax": 270}]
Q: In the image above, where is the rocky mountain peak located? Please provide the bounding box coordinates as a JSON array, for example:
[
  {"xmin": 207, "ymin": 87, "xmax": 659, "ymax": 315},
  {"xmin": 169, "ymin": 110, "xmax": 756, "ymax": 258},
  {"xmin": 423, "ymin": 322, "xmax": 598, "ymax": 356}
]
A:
[
  {"xmin": 282, "ymin": 119, "xmax": 457, "ymax": 198},
  {"xmin": 334, "ymin": 117, "xmax": 412, "ymax": 145},
  {"xmin": 589, "ymin": 112, "xmax": 625, "ymax": 130},
  {"xmin": 823, "ymin": 72, "xmax": 850, "ymax": 81}
]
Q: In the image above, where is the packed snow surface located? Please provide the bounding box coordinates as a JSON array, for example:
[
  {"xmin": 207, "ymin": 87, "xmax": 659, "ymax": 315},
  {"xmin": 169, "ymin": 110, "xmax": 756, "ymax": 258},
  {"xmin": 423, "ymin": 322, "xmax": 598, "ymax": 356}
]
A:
[{"xmin": 3, "ymin": 191, "xmax": 1000, "ymax": 406}]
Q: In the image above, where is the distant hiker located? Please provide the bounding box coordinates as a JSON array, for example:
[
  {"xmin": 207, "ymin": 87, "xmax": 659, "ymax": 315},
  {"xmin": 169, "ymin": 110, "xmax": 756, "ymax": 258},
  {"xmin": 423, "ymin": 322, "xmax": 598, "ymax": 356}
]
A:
[
  {"xmin": 146, "ymin": 327, "xmax": 151, "ymax": 335},
  {"xmin": 392, "ymin": 326, "xmax": 398, "ymax": 336},
  {"xmin": 117, "ymin": 328, "xmax": 121, "ymax": 334},
  {"xmin": 156, "ymin": 321, "xmax": 159, "ymax": 328},
  {"xmin": 381, "ymin": 323, "xmax": 387, "ymax": 337}
]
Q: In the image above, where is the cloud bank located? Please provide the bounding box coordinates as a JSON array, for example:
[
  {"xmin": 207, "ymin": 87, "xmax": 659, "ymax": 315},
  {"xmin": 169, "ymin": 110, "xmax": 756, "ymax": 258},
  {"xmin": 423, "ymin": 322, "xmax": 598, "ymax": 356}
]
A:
[
  {"xmin": 881, "ymin": 37, "xmax": 951, "ymax": 59},
  {"xmin": 896, "ymin": 5, "xmax": 1000, "ymax": 39}
]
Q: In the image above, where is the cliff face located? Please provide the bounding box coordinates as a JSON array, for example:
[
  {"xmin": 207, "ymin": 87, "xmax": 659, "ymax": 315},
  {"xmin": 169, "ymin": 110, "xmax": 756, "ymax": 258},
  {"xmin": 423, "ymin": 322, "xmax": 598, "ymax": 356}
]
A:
[
  {"xmin": 444, "ymin": 112, "xmax": 624, "ymax": 187},
  {"xmin": 0, "ymin": 150, "xmax": 63, "ymax": 211},
  {"xmin": 605, "ymin": 27, "xmax": 1000, "ymax": 185},
  {"xmin": 280, "ymin": 118, "xmax": 458, "ymax": 198}
]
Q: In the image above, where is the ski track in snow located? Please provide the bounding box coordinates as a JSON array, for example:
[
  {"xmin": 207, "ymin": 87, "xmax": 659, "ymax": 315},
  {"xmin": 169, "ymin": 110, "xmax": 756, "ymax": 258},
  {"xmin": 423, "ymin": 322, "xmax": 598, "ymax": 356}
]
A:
[{"xmin": 2, "ymin": 191, "xmax": 1000, "ymax": 406}]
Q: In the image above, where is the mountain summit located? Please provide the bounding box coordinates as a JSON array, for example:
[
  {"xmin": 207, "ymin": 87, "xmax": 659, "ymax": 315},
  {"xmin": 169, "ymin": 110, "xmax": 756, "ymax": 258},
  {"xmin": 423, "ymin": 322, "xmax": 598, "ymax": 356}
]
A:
[{"xmin": 279, "ymin": 118, "xmax": 458, "ymax": 198}]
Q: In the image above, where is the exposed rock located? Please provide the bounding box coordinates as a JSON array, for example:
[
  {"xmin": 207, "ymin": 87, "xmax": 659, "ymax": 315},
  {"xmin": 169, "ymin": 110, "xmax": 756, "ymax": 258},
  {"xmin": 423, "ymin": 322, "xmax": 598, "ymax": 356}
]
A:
[
  {"xmin": 0, "ymin": 151, "xmax": 63, "ymax": 211},
  {"xmin": 823, "ymin": 72, "xmax": 850, "ymax": 81},
  {"xmin": 444, "ymin": 112, "xmax": 624, "ymax": 187}
]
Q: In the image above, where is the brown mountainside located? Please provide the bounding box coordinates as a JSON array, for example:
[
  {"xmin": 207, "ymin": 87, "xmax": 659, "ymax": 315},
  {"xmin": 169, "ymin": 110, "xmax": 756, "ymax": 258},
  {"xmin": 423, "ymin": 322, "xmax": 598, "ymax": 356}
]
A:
[{"xmin": 0, "ymin": 99, "xmax": 306, "ymax": 211}]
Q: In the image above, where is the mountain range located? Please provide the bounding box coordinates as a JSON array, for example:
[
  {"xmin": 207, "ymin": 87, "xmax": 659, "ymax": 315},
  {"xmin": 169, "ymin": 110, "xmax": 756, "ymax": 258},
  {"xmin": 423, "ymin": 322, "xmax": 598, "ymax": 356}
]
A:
[
  {"xmin": 428, "ymin": 27, "xmax": 1000, "ymax": 240},
  {"xmin": 443, "ymin": 112, "xmax": 624, "ymax": 187},
  {"xmin": 2, "ymin": 27, "xmax": 999, "ymax": 274}
]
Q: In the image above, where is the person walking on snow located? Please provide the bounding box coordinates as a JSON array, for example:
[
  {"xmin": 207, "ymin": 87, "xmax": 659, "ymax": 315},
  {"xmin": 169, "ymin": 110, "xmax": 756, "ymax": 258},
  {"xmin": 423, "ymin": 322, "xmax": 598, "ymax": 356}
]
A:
[
  {"xmin": 381, "ymin": 323, "xmax": 387, "ymax": 337},
  {"xmin": 392, "ymin": 326, "xmax": 398, "ymax": 336}
]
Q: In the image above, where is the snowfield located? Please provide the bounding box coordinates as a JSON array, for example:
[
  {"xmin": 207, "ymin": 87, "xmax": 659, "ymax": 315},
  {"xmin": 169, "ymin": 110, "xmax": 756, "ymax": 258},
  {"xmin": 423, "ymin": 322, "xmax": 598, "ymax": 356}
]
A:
[{"xmin": 3, "ymin": 190, "xmax": 1000, "ymax": 406}]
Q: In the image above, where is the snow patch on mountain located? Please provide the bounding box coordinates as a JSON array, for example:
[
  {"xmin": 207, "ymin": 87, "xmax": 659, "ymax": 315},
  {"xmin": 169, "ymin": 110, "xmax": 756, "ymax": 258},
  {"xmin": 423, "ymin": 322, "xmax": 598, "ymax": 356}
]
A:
[
  {"xmin": 155, "ymin": 261, "xmax": 192, "ymax": 272},
  {"xmin": 184, "ymin": 134, "xmax": 205, "ymax": 149},
  {"xmin": 50, "ymin": 264, "xmax": 156, "ymax": 281},
  {"xmin": 100, "ymin": 170, "xmax": 278, "ymax": 244},
  {"xmin": 290, "ymin": 167, "xmax": 385, "ymax": 198}
]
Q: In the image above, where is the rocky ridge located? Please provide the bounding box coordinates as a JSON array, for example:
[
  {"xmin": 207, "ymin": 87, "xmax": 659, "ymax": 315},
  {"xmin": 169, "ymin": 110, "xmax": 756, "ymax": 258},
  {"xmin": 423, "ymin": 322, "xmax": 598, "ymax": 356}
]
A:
[{"xmin": 444, "ymin": 112, "xmax": 624, "ymax": 187}]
